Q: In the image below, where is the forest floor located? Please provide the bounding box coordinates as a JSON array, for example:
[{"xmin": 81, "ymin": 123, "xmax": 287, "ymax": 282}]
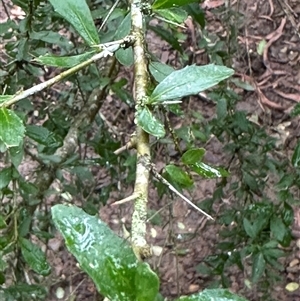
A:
[
  {"xmin": 1, "ymin": 0, "xmax": 300, "ymax": 300},
  {"xmin": 68, "ymin": 1, "xmax": 300, "ymax": 300}
]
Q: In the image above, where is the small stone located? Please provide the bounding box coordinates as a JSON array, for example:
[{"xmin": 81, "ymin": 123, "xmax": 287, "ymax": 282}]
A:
[
  {"xmin": 289, "ymin": 258, "xmax": 299, "ymax": 267},
  {"xmin": 285, "ymin": 282, "xmax": 300, "ymax": 292},
  {"xmin": 152, "ymin": 245, "xmax": 163, "ymax": 256},
  {"xmin": 188, "ymin": 284, "xmax": 199, "ymax": 293}
]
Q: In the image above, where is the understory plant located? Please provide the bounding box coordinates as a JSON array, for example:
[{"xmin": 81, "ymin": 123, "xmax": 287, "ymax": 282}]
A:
[{"xmin": 0, "ymin": 0, "xmax": 297, "ymax": 300}]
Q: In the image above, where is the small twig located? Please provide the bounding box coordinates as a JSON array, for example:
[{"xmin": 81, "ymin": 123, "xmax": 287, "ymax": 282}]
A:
[
  {"xmin": 150, "ymin": 163, "xmax": 214, "ymax": 220},
  {"xmin": 111, "ymin": 192, "xmax": 140, "ymax": 206},
  {"xmin": 1, "ymin": 37, "xmax": 134, "ymax": 108}
]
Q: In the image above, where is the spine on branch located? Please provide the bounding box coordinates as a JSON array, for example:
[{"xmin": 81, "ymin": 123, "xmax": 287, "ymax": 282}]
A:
[{"xmin": 130, "ymin": 0, "xmax": 152, "ymax": 260}]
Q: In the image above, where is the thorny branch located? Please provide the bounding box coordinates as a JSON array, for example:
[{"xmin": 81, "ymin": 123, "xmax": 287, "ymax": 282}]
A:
[
  {"xmin": 129, "ymin": 0, "xmax": 153, "ymax": 260},
  {"xmin": 1, "ymin": 37, "xmax": 134, "ymax": 108}
]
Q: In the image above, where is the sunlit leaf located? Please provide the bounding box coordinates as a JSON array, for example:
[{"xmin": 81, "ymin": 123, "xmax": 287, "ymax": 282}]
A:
[
  {"xmin": 191, "ymin": 162, "xmax": 229, "ymax": 178},
  {"xmin": 149, "ymin": 64, "xmax": 234, "ymax": 103},
  {"xmin": 0, "ymin": 108, "xmax": 25, "ymax": 147},
  {"xmin": 49, "ymin": 0, "xmax": 100, "ymax": 46}
]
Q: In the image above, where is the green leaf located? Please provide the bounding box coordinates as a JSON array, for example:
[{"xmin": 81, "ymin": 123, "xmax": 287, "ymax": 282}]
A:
[
  {"xmin": 184, "ymin": 3, "xmax": 205, "ymax": 28},
  {"xmin": 282, "ymin": 202, "xmax": 294, "ymax": 226},
  {"xmin": 17, "ymin": 38, "xmax": 29, "ymax": 61},
  {"xmin": 290, "ymin": 103, "xmax": 300, "ymax": 117},
  {"xmin": 0, "ymin": 108, "xmax": 25, "ymax": 148},
  {"xmin": 51, "ymin": 205, "xmax": 159, "ymax": 301},
  {"xmin": 257, "ymin": 39, "xmax": 267, "ymax": 56},
  {"xmin": 114, "ymin": 12, "xmax": 131, "ymax": 40},
  {"xmin": 9, "ymin": 142, "xmax": 24, "ymax": 168},
  {"xmin": 175, "ymin": 288, "xmax": 249, "ymax": 301},
  {"xmin": 114, "ymin": 13, "xmax": 133, "ymax": 66},
  {"xmin": 0, "ymin": 167, "xmax": 12, "ymax": 190},
  {"xmin": 137, "ymin": 107, "xmax": 165, "ymax": 138},
  {"xmin": 152, "ymin": 0, "xmax": 198, "ymax": 10},
  {"xmin": 49, "ymin": 0, "xmax": 100, "ymax": 46},
  {"xmin": 30, "ymin": 31, "xmax": 73, "ymax": 51},
  {"xmin": 243, "ymin": 218, "xmax": 256, "ymax": 239},
  {"xmin": 0, "ymin": 215, "xmax": 7, "ymax": 229},
  {"xmin": 26, "ymin": 125, "xmax": 63, "ymax": 149},
  {"xmin": 0, "ymin": 95, "xmax": 13, "ymax": 105},
  {"xmin": 230, "ymin": 78, "xmax": 255, "ymax": 91},
  {"xmin": 270, "ymin": 216, "xmax": 287, "ymax": 242},
  {"xmin": 149, "ymin": 64, "xmax": 234, "ymax": 103},
  {"xmin": 135, "ymin": 263, "xmax": 160, "ymax": 301},
  {"xmin": 154, "ymin": 8, "xmax": 188, "ymax": 24},
  {"xmin": 216, "ymin": 98, "xmax": 227, "ymax": 119},
  {"xmin": 116, "ymin": 48, "xmax": 134, "ymax": 67},
  {"xmin": 1, "ymin": 284, "xmax": 47, "ymax": 300},
  {"xmin": 181, "ymin": 148, "xmax": 205, "ymax": 165},
  {"xmin": 191, "ymin": 162, "xmax": 229, "ymax": 178},
  {"xmin": 35, "ymin": 51, "xmax": 95, "ymax": 68},
  {"xmin": 149, "ymin": 25, "xmax": 182, "ymax": 53},
  {"xmin": 165, "ymin": 164, "xmax": 193, "ymax": 187},
  {"xmin": 149, "ymin": 61, "xmax": 175, "ymax": 83},
  {"xmin": 243, "ymin": 171, "xmax": 258, "ymax": 192},
  {"xmin": 251, "ymin": 252, "xmax": 265, "ymax": 283},
  {"xmin": 19, "ymin": 238, "xmax": 51, "ymax": 276},
  {"xmin": 292, "ymin": 142, "xmax": 300, "ymax": 167}
]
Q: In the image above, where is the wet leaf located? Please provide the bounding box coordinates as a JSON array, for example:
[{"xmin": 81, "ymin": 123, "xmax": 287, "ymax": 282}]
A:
[
  {"xmin": 137, "ymin": 107, "xmax": 165, "ymax": 138},
  {"xmin": 191, "ymin": 162, "xmax": 229, "ymax": 178},
  {"xmin": 51, "ymin": 205, "xmax": 159, "ymax": 301},
  {"xmin": 149, "ymin": 64, "xmax": 234, "ymax": 103}
]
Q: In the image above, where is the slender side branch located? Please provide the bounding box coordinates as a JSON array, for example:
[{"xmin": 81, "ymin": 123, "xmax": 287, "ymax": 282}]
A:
[
  {"xmin": 130, "ymin": 0, "xmax": 152, "ymax": 260},
  {"xmin": 1, "ymin": 37, "xmax": 134, "ymax": 108}
]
